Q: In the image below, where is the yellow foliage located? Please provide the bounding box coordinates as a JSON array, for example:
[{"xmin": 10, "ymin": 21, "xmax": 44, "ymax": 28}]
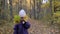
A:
[
  {"xmin": 54, "ymin": 1, "xmax": 60, "ymax": 8},
  {"xmin": 41, "ymin": 2, "xmax": 50, "ymax": 8},
  {"xmin": 26, "ymin": 0, "xmax": 30, "ymax": 9},
  {"xmin": 53, "ymin": 12, "xmax": 60, "ymax": 17},
  {"xmin": 13, "ymin": 15, "xmax": 20, "ymax": 24},
  {"xmin": 24, "ymin": 15, "xmax": 29, "ymax": 21},
  {"xmin": 12, "ymin": 0, "xmax": 18, "ymax": 6}
]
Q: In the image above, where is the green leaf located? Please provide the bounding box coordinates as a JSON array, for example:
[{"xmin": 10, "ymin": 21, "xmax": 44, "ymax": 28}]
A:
[{"xmin": 14, "ymin": 15, "xmax": 20, "ymax": 22}]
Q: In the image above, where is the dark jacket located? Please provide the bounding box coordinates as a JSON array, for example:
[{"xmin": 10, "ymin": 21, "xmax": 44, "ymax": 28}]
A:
[{"xmin": 13, "ymin": 21, "xmax": 30, "ymax": 34}]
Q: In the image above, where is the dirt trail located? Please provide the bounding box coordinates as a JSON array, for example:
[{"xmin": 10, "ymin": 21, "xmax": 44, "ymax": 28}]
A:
[
  {"xmin": 0, "ymin": 19, "xmax": 60, "ymax": 34},
  {"xmin": 28, "ymin": 19, "xmax": 60, "ymax": 34}
]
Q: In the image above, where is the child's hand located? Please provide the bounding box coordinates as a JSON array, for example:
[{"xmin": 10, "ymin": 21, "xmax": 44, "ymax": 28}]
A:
[
  {"xmin": 22, "ymin": 20, "xmax": 26, "ymax": 24},
  {"xmin": 23, "ymin": 21, "xmax": 25, "ymax": 24}
]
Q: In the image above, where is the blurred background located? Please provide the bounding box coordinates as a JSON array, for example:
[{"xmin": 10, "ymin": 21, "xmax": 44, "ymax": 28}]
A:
[{"xmin": 0, "ymin": 0, "xmax": 60, "ymax": 34}]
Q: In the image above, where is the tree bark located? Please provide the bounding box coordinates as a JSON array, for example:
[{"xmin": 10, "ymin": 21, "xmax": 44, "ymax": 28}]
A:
[{"xmin": 9, "ymin": 0, "xmax": 13, "ymax": 21}]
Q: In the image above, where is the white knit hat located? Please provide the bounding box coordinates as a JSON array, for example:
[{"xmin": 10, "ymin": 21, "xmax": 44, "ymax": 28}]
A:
[{"xmin": 19, "ymin": 9, "xmax": 26, "ymax": 17}]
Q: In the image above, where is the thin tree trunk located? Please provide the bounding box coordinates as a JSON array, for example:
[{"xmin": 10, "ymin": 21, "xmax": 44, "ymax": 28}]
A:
[
  {"xmin": 9, "ymin": 0, "xmax": 13, "ymax": 21},
  {"xmin": 50, "ymin": 0, "xmax": 54, "ymax": 25},
  {"xmin": 33, "ymin": 0, "xmax": 36, "ymax": 19},
  {"xmin": 30, "ymin": 0, "xmax": 31, "ymax": 18}
]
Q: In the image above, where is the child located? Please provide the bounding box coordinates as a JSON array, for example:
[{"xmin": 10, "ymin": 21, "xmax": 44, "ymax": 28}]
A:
[{"xmin": 13, "ymin": 9, "xmax": 30, "ymax": 34}]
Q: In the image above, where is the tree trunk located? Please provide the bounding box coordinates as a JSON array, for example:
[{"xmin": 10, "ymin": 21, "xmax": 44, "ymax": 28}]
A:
[
  {"xmin": 9, "ymin": 0, "xmax": 13, "ymax": 21},
  {"xmin": 33, "ymin": 0, "xmax": 36, "ymax": 19}
]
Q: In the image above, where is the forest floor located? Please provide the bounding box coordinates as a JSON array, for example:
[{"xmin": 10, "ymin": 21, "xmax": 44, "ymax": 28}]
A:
[{"xmin": 0, "ymin": 19, "xmax": 60, "ymax": 34}]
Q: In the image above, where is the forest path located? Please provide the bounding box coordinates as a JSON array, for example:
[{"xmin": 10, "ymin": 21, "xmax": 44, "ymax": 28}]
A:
[{"xmin": 0, "ymin": 19, "xmax": 60, "ymax": 34}]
